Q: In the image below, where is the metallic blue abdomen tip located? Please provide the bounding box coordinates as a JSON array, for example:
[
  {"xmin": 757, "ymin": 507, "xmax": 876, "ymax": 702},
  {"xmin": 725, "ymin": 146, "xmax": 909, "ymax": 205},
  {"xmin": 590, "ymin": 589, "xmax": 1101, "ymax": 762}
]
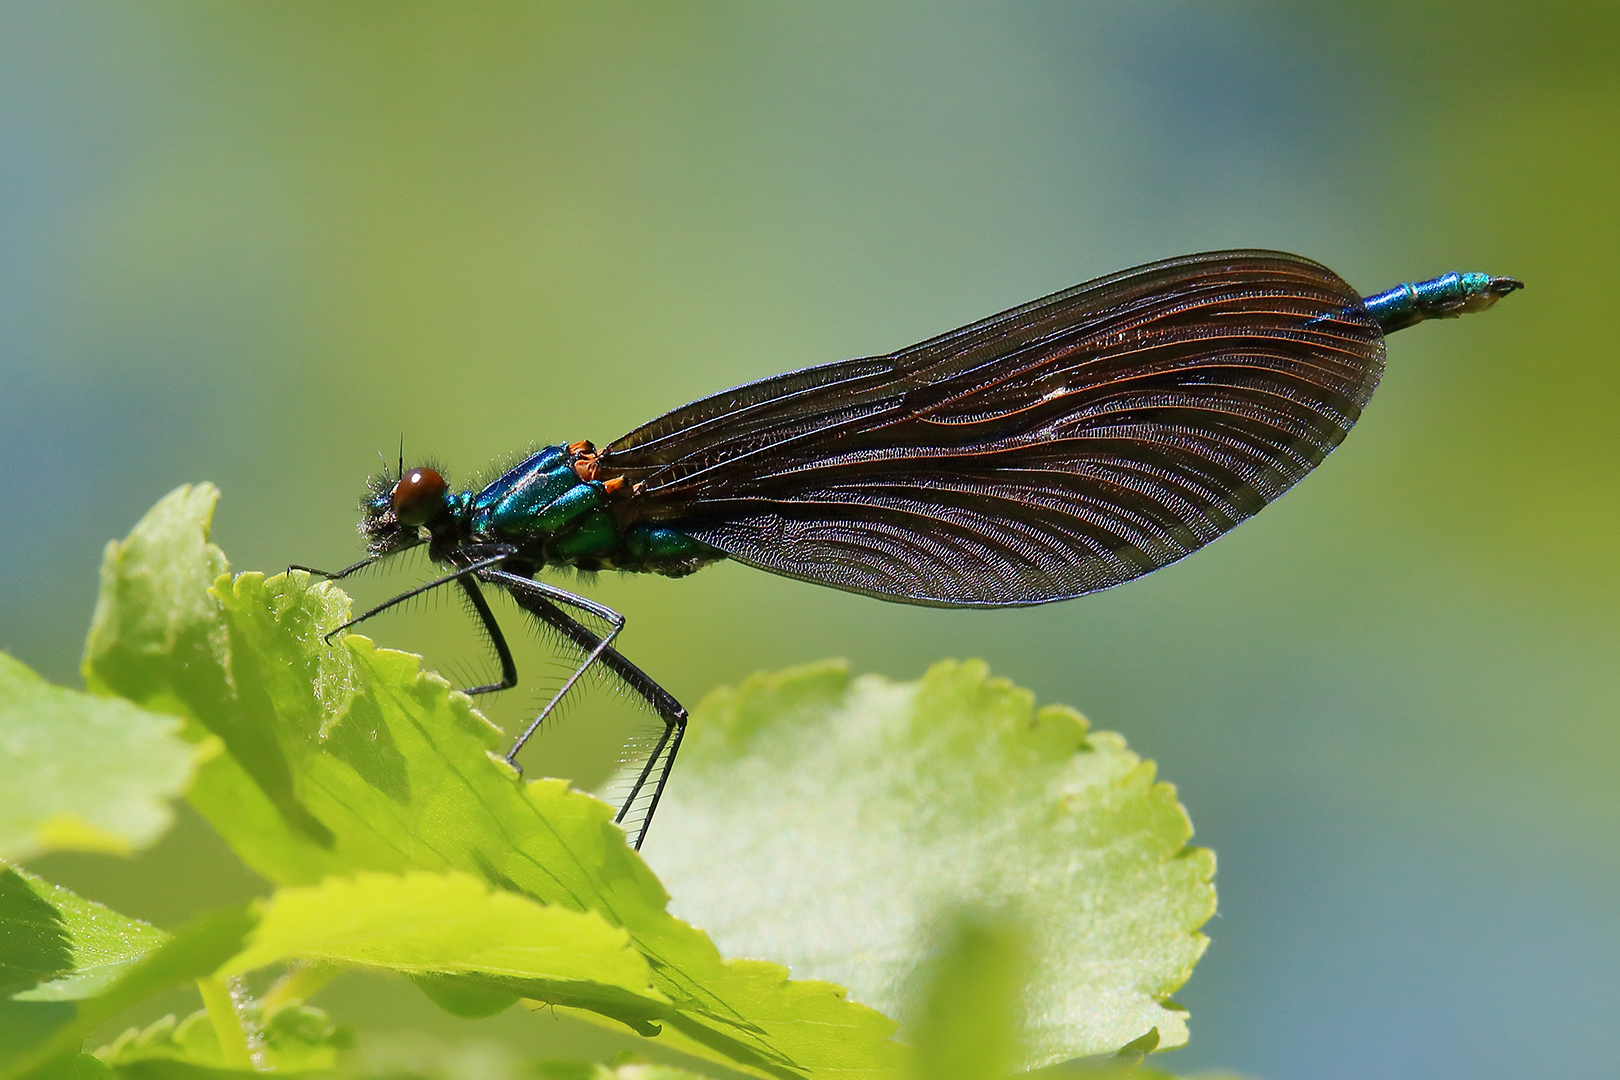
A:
[{"xmin": 1363, "ymin": 271, "xmax": 1524, "ymax": 334}]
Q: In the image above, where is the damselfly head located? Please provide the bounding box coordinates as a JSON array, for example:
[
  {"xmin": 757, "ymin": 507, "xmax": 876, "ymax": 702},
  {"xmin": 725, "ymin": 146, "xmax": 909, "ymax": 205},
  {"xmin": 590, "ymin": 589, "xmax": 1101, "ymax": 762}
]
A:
[
  {"xmin": 358, "ymin": 464, "xmax": 447, "ymax": 555},
  {"xmin": 392, "ymin": 467, "xmax": 449, "ymax": 526}
]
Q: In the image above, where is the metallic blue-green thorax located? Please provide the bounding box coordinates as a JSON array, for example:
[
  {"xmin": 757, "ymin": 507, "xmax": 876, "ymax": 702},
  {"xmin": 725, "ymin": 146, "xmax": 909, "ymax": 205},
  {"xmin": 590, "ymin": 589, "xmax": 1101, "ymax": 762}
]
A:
[{"xmin": 455, "ymin": 445, "xmax": 716, "ymax": 576}]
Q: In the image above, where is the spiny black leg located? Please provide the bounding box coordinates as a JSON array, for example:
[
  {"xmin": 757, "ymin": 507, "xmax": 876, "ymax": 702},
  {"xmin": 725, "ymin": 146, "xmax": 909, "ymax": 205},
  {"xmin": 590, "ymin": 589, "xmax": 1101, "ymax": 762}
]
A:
[
  {"xmin": 302, "ymin": 542, "xmax": 519, "ymax": 692},
  {"xmin": 289, "ymin": 550, "xmax": 402, "ymax": 581},
  {"xmin": 499, "ymin": 585, "xmax": 686, "ymax": 852},
  {"xmin": 323, "ymin": 552, "xmax": 512, "ymax": 644},
  {"xmin": 495, "ymin": 588, "xmax": 684, "ymax": 719},
  {"xmin": 487, "ymin": 583, "xmax": 684, "ymax": 724},
  {"xmin": 482, "ymin": 568, "xmax": 687, "ymax": 850},
  {"xmin": 455, "ymin": 575, "xmax": 518, "ymax": 696},
  {"xmin": 477, "ymin": 570, "xmax": 626, "ymax": 759},
  {"xmin": 613, "ymin": 704, "xmax": 684, "ymax": 853}
]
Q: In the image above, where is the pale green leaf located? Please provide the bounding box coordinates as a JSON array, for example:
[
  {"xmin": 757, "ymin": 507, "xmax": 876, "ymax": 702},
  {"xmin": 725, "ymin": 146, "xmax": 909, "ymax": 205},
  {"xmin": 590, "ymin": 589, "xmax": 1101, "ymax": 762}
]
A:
[
  {"xmin": 257, "ymin": 1001, "xmax": 353, "ymax": 1070},
  {"xmin": 82, "ymin": 484, "xmax": 229, "ymax": 715},
  {"xmin": 639, "ymin": 661, "xmax": 1216, "ymax": 1066},
  {"xmin": 15, "ymin": 1054, "xmax": 111, "ymax": 1080},
  {"xmin": 1, "ymin": 868, "xmax": 168, "ymax": 1002},
  {"xmin": 95, "ymin": 1001, "xmax": 350, "ymax": 1072},
  {"xmin": 348, "ymin": 1031, "xmax": 729, "ymax": 1080},
  {"xmin": 96, "ymin": 1009, "xmax": 224, "ymax": 1068},
  {"xmin": 0, "ymin": 904, "xmax": 255, "ymax": 1080},
  {"xmin": 222, "ymin": 871, "xmax": 667, "ymax": 1028},
  {"xmin": 0, "ymin": 653, "xmax": 199, "ymax": 862},
  {"xmin": 80, "ymin": 486, "xmax": 906, "ymax": 1080}
]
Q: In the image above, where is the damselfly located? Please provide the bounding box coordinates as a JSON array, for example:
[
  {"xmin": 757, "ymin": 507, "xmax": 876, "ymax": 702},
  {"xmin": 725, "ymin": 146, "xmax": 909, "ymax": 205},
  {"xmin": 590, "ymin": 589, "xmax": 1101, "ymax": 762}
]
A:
[{"xmin": 296, "ymin": 250, "xmax": 1520, "ymax": 848}]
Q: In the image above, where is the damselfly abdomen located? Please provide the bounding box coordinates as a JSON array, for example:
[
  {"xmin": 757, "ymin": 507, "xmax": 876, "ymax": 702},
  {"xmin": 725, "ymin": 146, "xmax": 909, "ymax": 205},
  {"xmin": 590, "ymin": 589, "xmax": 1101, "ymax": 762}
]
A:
[{"xmin": 297, "ymin": 250, "xmax": 1521, "ymax": 848}]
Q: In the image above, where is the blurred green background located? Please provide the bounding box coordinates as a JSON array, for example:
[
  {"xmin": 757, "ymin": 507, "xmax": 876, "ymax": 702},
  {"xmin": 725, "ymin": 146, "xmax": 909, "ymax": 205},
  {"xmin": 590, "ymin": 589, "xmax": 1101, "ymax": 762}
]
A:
[{"xmin": 3, "ymin": 3, "xmax": 1616, "ymax": 1077}]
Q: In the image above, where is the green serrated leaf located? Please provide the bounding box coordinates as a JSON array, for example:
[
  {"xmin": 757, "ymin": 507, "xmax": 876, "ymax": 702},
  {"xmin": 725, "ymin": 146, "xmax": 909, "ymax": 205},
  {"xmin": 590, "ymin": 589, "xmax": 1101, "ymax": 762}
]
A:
[
  {"xmin": 81, "ymin": 487, "xmax": 906, "ymax": 1080},
  {"xmin": 0, "ymin": 652, "xmax": 199, "ymax": 862},
  {"xmin": 221, "ymin": 871, "xmax": 668, "ymax": 1030},
  {"xmin": 0, "ymin": 906, "xmax": 256, "ymax": 1080},
  {"xmin": 259, "ymin": 1001, "xmax": 352, "ymax": 1070},
  {"xmin": 95, "ymin": 1001, "xmax": 350, "ymax": 1072},
  {"xmin": 82, "ymin": 484, "xmax": 229, "ymax": 715},
  {"xmin": 98, "ymin": 1063, "xmax": 313, "ymax": 1080},
  {"xmin": 639, "ymin": 661, "xmax": 1216, "ymax": 1067},
  {"xmin": 2, "ymin": 868, "xmax": 168, "ymax": 1001},
  {"xmin": 0, "ymin": 869, "xmax": 73, "ymax": 998},
  {"xmin": 96, "ymin": 1009, "xmax": 221, "ymax": 1067},
  {"xmin": 18, "ymin": 1053, "xmax": 112, "ymax": 1080},
  {"xmin": 349, "ymin": 1032, "xmax": 727, "ymax": 1080},
  {"xmin": 1028, "ymin": 1053, "xmax": 1251, "ymax": 1080}
]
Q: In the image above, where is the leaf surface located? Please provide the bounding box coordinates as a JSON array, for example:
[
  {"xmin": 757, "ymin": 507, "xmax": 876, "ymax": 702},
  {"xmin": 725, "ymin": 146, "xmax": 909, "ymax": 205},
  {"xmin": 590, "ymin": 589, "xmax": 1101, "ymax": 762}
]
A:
[
  {"xmin": 1, "ymin": 868, "xmax": 169, "ymax": 1002},
  {"xmin": 223, "ymin": 871, "xmax": 668, "ymax": 1028},
  {"xmin": 80, "ymin": 486, "xmax": 905, "ymax": 1080},
  {"xmin": 638, "ymin": 661, "xmax": 1216, "ymax": 1066},
  {"xmin": 0, "ymin": 652, "xmax": 199, "ymax": 862},
  {"xmin": 95, "ymin": 1001, "xmax": 352, "ymax": 1072},
  {"xmin": 1, "ymin": 903, "xmax": 254, "ymax": 1080}
]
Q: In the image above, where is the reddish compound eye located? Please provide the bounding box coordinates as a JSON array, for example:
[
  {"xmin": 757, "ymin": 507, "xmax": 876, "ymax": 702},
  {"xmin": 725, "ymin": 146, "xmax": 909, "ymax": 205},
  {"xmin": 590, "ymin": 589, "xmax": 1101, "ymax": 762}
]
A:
[{"xmin": 391, "ymin": 467, "xmax": 448, "ymax": 526}]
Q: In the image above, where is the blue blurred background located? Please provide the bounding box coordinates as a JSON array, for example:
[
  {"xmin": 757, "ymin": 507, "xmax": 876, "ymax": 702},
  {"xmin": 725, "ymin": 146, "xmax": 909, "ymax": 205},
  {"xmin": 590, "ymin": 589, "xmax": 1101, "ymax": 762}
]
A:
[{"xmin": 5, "ymin": 3, "xmax": 1616, "ymax": 1078}]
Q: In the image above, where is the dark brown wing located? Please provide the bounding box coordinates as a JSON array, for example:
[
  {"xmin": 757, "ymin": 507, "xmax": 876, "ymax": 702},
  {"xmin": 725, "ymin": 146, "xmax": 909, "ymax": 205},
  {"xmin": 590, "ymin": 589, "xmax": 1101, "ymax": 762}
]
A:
[{"xmin": 601, "ymin": 250, "xmax": 1385, "ymax": 607}]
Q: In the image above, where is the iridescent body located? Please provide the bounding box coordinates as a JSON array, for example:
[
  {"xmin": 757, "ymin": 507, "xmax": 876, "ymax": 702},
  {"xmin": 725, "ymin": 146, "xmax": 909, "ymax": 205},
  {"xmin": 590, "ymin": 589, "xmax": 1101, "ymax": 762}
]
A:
[
  {"xmin": 382, "ymin": 444, "xmax": 719, "ymax": 578},
  {"xmin": 301, "ymin": 252, "xmax": 1521, "ymax": 849}
]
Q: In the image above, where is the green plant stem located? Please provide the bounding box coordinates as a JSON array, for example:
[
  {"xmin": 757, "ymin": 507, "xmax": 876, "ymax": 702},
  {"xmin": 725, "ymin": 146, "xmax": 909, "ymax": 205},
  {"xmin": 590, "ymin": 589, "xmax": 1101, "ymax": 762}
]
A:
[
  {"xmin": 260, "ymin": 961, "xmax": 338, "ymax": 1013},
  {"xmin": 196, "ymin": 975, "xmax": 255, "ymax": 1070}
]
